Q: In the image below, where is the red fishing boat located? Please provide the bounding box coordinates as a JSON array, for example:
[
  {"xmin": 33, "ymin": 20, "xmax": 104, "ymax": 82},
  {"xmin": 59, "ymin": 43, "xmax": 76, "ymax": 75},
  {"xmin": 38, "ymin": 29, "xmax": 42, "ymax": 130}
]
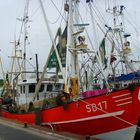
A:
[
  {"xmin": 0, "ymin": 0, "xmax": 140, "ymax": 140},
  {"xmin": 1, "ymin": 84, "xmax": 140, "ymax": 139}
]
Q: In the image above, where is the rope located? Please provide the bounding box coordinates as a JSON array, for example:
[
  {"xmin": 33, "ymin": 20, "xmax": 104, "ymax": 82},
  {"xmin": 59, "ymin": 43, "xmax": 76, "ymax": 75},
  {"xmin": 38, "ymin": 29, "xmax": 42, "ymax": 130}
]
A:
[
  {"xmin": 78, "ymin": 98, "xmax": 135, "ymax": 126},
  {"xmin": 124, "ymin": 9, "xmax": 140, "ymax": 36}
]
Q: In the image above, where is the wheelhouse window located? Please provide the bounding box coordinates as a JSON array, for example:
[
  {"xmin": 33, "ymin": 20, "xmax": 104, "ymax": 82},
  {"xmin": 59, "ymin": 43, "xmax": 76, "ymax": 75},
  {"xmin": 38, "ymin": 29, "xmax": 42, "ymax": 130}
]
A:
[
  {"xmin": 23, "ymin": 86, "xmax": 25, "ymax": 94},
  {"xmin": 124, "ymin": 84, "xmax": 127, "ymax": 87},
  {"xmin": 29, "ymin": 84, "xmax": 35, "ymax": 93},
  {"xmin": 39, "ymin": 84, "xmax": 44, "ymax": 92},
  {"xmin": 46, "ymin": 84, "xmax": 53, "ymax": 91},
  {"xmin": 20, "ymin": 86, "xmax": 22, "ymax": 94},
  {"xmin": 55, "ymin": 84, "xmax": 61, "ymax": 91}
]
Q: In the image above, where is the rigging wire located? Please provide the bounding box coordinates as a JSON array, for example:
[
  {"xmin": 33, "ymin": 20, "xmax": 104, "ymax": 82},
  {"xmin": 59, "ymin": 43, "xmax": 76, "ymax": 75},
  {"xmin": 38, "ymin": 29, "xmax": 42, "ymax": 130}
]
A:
[
  {"xmin": 79, "ymin": 1, "xmax": 106, "ymax": 48},
  {"xmin": 26, "ymin": 59, "xmax": 36, "ymax": 69},
  {"xmin": 40, "ymin": 0, "xmax": 79, "ymax": 39},
  {"xmin": 80, "ymin": 1, "xmax": 108, "ymax": 42},
  {"xmin": 30, "ymin": 6, "xmax": 40, "ymax": 19},
  {"xmin": 124, "ymin": 9, "xmax": 140, "ymax": 36},
  {"xmin": 29, "ymin": 0, "xmax": 45, "ymax": 19},
  {"xmin": 59, "ymin": 10, "xmax": 66, "ymax": 27},
  {"xmin": 49, "ymin": 0, "xmax": 67, "ymax": 24},
  {"xmin": 81, "ymin": 1, "xmax": 136, "ymax": 73},
  {"xmin": 90, "ymin": 3, "xmax": 132, "ymax": 55},
  {"xmin": 92, "ymin": 1, "xmax": 107, "ymax": 25},
  {"xmin": 30, "ymin": 0, "xmax": 65, "ymax": 33},
  {"xmin": 47, "ymin": 0, "xmax": 64, "ymax": 24},
  {"xmin": 76, "ymin": 10, "xmax": 109, "ymax": 82}
]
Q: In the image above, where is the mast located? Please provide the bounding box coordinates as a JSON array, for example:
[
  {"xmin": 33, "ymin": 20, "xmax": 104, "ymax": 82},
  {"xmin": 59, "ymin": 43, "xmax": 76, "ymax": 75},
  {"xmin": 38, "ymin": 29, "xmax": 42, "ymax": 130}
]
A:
[
  {"xmin": 35, "ymin": 54, "xmax": 39, "ymax": 100},
  {"xmin": 67, "ymin": 0, "xmax": 74, "ymax": 75},
  {"xmin": 110, "ymin": 5, "xmax": 134, "ymax": 73},
  {"xmin": 0, "ymin": 57, "xmax": 5, "ymax": 85},
  {"xmin": 7, "ymin": 40, "xmax": 22, "ymax": 88},
  {"xmin": 68, "ymin": 0, "xmax": 78, "ymax": 77},
  {"xmin": 19, "ymin": 0, "xmax": 30, "ymax": 110},
  {"xmin": 66, "ymin": 0, "xmax": 80, "ymax": 98},
  {"xmin": 23, "ymin": 0, "xmax": 29, "ymax": 80},
  {"xmin": 9, "ymin": 41, "xmax": 16, "ymax": 85}
]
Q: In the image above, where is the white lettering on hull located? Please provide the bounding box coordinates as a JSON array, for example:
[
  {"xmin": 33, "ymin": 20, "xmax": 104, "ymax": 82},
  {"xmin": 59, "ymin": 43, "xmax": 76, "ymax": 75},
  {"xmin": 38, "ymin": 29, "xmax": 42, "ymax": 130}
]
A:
[{"xmin": 86, "ymin": 101, "xmax": 107, "ymax": 112}]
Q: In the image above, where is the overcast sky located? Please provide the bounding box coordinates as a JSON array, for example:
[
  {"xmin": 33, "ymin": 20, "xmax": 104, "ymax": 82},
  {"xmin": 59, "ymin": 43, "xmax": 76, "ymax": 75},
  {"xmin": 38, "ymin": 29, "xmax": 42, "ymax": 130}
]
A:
[
  {"xmin": 0, "ymin": 0, "xmax": 63, "ymax": 74},
  {"xmin": 0, "ymin": 0, "xmax": 139, "ymax": 77}
]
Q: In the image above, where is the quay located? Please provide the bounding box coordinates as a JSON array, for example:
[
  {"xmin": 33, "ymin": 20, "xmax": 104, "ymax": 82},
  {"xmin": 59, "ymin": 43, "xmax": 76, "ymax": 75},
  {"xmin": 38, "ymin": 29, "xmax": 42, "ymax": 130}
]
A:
[{"xmin": 0, "ymin": 117, "xmax": 101, "ymax": 140}]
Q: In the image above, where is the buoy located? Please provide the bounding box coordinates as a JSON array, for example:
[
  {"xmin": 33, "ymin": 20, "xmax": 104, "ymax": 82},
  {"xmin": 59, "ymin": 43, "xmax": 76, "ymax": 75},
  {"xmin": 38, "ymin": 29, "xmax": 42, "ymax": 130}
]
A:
[{"xmin": 24, "ymin": 122, "xmax": 28, "ymax": 128}]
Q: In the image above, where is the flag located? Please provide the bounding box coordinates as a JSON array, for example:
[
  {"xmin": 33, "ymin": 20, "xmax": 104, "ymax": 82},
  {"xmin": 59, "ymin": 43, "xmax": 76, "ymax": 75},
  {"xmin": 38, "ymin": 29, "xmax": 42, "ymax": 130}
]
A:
[
  {"xmin": 47, "ymin": 26, "xmax": 67, "ymax": 69},
  {"xmin": 47, "ymin": 45, "xmax": 58, "ymax": 68},
  {"xmin": 110, "ymin": 54, "xmax": 117, "ymax": 63},
  {"xmin": 110, "ymin": 41, "xmax": 117, "ymax": 64},
  {"xmin": 99, "ymin": 38, "xmax": 106, "ymax": 65},
  {"xmin": 92, "ymin": 37, "xmax": 106, "ymax": 65},
  {"xmin": 60, "ymin": 26, "xmax": 67, "ymax": 67}
]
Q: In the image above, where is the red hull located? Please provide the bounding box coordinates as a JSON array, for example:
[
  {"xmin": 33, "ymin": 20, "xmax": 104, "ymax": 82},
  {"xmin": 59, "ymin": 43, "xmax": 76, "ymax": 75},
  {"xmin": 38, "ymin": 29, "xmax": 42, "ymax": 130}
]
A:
[
  {"xmin": 1, "ymin": 110, "xmax": 36, "ymax": 124},
  {"xmin": 1, "ymin": 86, "xmax": 140, "ymax": 136}
]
